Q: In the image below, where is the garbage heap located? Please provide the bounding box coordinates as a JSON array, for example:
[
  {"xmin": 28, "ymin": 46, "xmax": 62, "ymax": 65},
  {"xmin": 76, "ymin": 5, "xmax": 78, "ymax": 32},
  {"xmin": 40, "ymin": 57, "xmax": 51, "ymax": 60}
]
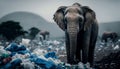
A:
[
  {"xmin": 94, "ymin": 39, "xmax": 120, "ymax": 69},
  {"xmin": 0, "ymin": 39, "xmax": 92, "ymax": 69},
  {"xmin": 0, "ymin": 38, "xmax": 120, "ymax": 69}
]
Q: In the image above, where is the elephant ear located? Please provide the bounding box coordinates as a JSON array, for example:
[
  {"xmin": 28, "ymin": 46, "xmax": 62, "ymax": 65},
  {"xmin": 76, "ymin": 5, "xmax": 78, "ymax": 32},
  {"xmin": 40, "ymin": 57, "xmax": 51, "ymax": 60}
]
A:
[
  {"xmin": 53, "ymin": 6, "xmax": 67, "ymax": 31},
  {"xmin": 82, "ymin": 6, "xmax": 96, "ymax": 31}
]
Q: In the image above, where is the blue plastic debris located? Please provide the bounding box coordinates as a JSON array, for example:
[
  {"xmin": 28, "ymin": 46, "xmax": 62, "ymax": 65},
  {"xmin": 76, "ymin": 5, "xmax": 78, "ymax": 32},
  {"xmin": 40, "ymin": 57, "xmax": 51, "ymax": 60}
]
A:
[
  {"xmin": 10, "ymin": 52, "xmax": 16, "ymax": 57},
  {"xmin": 44, "ymin": 51, "xmax": 58, "ymax": 59},
  {"xmin": 17, "ymin": 45, "xmax": 26, "ymax": 51},
  {"xmin": 3, "ymin": 63, "xmax": 12, "ymax": 69},
  {"xmin": 11, "ymin": 58, "xmax": 22, "ymax": 66},
  {"xmin": 5, "ymin": 43, "xmax": 28, "ymax": 55},
  {"xmin": 30, "ymin": 57, "xmax": 56, "ymax": 69},
  {"xmin": 5, "ymin": 43, "xmax": 26, "ymax": 52},
  {"xmin": 29, "ymin": 54, "xmax": 37, "ymax": 58},
  {"xmin": 17, "ymin": 50, "xmax": 29, "ymax": 55},
  {"xmin": 5, "ymin": 43, "xmax": 18, "ymax": 52}
]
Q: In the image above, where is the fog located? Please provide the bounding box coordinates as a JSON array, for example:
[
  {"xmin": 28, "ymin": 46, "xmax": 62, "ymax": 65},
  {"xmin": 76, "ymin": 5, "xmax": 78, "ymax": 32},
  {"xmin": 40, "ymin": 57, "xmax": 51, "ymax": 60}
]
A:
[{"xmin": 0, "ymin": 0, "xmax": 120, "ymax": 23}]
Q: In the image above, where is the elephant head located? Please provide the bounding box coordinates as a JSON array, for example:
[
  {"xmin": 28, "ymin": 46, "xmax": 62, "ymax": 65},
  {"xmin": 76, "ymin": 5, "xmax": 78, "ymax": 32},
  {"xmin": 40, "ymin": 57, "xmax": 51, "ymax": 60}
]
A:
[
  {"xmin": 54, "ymin": 3, "xmax": 95, "ymax": 44},
  {"xmin": 53, "ymin": 3, "xmax": 95, "ymax": 31},
  {"xmin": 53, "ymin": 3, "xmax": 97, "ymax": 66}
]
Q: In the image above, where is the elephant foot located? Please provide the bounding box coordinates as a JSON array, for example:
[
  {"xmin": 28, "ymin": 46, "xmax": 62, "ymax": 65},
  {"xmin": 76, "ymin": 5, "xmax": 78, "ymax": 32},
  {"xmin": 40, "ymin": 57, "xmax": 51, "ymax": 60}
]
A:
[
  {"xmin": 75, "ymin": 59, "xmax": 81, "ymax": 64},
  {"xmin": 83, "ymin": 61, "xmax": 94, "ymax": 68},
  {"xmin": 89, "ymin": 62, "xmax": 94, "ymax": 68},
  {"xmin": 67, "ymin": 59, "xmax": 78, "ymax": 65}
]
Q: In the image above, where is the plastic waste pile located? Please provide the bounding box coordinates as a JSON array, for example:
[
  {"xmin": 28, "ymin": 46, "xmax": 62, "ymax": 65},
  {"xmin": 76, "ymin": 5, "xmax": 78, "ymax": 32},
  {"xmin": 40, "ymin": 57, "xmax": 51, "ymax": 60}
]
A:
[
  {"xmin": 95, "ymin": 39, "xmax": 120, "ymax": 61},
  {"xmin": 0, "ymin": 42, "xmax": 63, "ymax": 69},
  {"xmin": 0, "ymin": 38, "xmax": 120, "ymax": 69},
  {"xmin": 94, "ymin": 39, "xmax": 120, "ymax": 69},
  {"xmin": 0, "ymin": 39, "xmax": 93, "ymax": 69}
]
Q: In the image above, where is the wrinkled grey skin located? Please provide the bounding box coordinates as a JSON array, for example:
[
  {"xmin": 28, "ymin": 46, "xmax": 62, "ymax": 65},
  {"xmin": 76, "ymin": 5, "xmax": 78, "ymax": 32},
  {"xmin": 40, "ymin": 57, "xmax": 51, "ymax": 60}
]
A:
[{"xmin": 53, "ymin": 3, "xmax": 98, "ymax": 66}]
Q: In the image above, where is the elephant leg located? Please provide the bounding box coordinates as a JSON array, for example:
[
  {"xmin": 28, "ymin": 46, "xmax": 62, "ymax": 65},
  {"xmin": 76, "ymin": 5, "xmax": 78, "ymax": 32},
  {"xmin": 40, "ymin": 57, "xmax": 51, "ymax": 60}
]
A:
[
  {"xmin": 82, "ymin": 28, "xmax": 91, "ymax": 64},
  {"xmin": 76, "ymin": 44, "xmax": 81, "ymax": 63},
  {"xmin": 76, "ymin": 32, "xmax": 83, "ymax": 63},
  {"xmin": 105, "ymin": 38, "xmax": 107, "ymax": 43},
  {"xmin": 46, "ymin": 35, "xmax": 48, "ymax": 40},
  {"xmin": 88, "ymin": 40, "xmax": 96, "ymax": 67},
  {"xmin": 88, "ymin": 23, "xmax": 98, "ymax": 67},
  {"xmin": 65, "ymin": 31, "xmax": 70, "ymax": 63},
  {"xmin": 48, "ymin": 35, "xmax": 50, "ymax": 40},
  {"xmin": 45, "ymin": 35, "xmax": 46, "ymax": 40},
  {"xmin": 88, "ymin": 35, "xmax": 97, "ymax": 67},
  {"xmin": 43, "ymin": 35, "xmax": 45, "ymax": 40}
]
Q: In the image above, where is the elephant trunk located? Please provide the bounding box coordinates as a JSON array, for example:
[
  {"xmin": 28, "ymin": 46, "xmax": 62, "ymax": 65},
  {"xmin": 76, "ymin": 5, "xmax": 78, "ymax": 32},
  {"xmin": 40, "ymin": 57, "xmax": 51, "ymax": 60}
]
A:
[{"xmin": 67, "ymin": 22, "xmax": 79, "ymax": 62}]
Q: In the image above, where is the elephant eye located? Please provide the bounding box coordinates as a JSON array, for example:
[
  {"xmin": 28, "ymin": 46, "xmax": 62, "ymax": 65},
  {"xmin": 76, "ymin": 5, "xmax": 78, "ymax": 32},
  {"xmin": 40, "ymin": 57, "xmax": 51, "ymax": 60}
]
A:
[
  {"xmin": 77, "ymin": 8, "xmax": 83, "ymax": 15},
  {"xmin": 64, "ymin": 17, "xmax": 67, "ymax": 23},
  {"xmin": 79, "ymin": 17, "xmax": 83, "ymax": 22},
  {"xmin": 78, "ymin": 11, "xmax": 81, "ymax": 14}
]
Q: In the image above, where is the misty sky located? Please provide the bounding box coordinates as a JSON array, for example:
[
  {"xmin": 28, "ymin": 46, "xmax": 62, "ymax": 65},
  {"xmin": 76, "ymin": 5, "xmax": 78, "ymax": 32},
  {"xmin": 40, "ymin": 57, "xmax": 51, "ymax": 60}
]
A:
[{"xmin": 0, "ymin": 0, "xmax": 120, "ymax": 23}]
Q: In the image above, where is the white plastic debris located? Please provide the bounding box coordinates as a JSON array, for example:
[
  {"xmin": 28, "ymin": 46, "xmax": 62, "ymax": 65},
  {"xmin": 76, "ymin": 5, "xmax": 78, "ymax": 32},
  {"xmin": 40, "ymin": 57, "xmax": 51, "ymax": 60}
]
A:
[
  {"xmin": 114, "ymin": 45, "xmax": 119, "ymax": 50},
  {"xmin": 45, "ymin": 40, "xmax": 53, "ymax": 45},
  {"xmin": 98, "ymin": 48, "xmax": 101, "ymax": 51},
  {"xmin": 65, "ymin": 63, "xmax": 71, "ymax": 68},
  {"xmin": 38, "ymin": 42, "xmax": 42, "ymax": 45},
  {"xmin": 99, "ymin": 45, "xmax": 103, "ymax": 48},
  {"xmin": 38, "ymin": 55, "xmax": 48, "ymax": 61},
  {"xmin": 12, "ymin": 53, "xmax": 30, "ymax": 59},
  {"xmin": 78, "ymin": 62, "xmax": 84, "ymax": 69},
  {"xmin": 0, "ymin": 48, "xmax": 11, "ymax": 56},
  {"xmin": 53, "ymin": 40, "xmax": 60, "ymax": 45},
  {"xmin": 0, "ymin": 46, "xmax": 4, "ymax": 49},
  {"xmin": 85, "ymin": 62, "xmax": 91, "ymax": 69},
  {"xmin": 48, "ymin": 57, "xmax": 61, "ymax": 64},
  {"xmin": 33, "ymin": 49, "xmax": 47, "ymax": 56},
  {"xmin": 55, "ymin": 48, "xmax": 59, "ymax": 53},
  {"xmin": 12, "ymin": 53, "xmax": 23, "ymax": 59},
  {"xmin": 118, "ymin": 39, "xmax": 120, "ymax": 42},
  {"xmin": 48, "ymin": 45, "xmax": 53, "ymax": 50},
  {"xmin": 60, "ymin": 46, "xmax": 65, "ymax": 50},
  {"xmin": 21, "ymin": 38, "xmax": 31, "ymax": 47},
  {"xmin": 21, "ymin": 61, "xmax": 35, "ymax": 69}
]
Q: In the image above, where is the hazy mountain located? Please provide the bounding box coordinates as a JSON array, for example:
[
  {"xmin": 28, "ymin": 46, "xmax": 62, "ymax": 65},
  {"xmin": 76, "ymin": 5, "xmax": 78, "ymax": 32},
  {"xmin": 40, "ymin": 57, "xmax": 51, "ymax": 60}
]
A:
[
  {"xmin": 0, "ymin": 11, "xmax": 119, "ymax": 38},
  {"xmin": 0, "ymin": 11, "xmax": 64, "ymax": 39}
]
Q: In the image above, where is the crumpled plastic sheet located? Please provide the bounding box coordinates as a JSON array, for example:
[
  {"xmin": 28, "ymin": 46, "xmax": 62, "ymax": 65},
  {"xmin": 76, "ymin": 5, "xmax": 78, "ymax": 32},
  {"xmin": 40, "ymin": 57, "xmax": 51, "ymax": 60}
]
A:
[
  {"xmin": 5, "ymin": 43, "xmax": 27, "ymax": 52},
  {"xmin": 30, "ymin": 57, "xmax": 56, "ymax": 69},
  {"xmin": 44, "ymin": 51, "xmax": 58, "ymax": 59}
]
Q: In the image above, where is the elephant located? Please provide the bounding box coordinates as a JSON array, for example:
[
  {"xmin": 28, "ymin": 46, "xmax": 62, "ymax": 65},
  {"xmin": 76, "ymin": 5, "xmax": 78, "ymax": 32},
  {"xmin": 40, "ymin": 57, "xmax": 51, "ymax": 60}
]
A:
[
  {"xmin": 40, "ymin": 30, "xmax": 50, "ymax": 40},
  {"xmin": 53, "ymin": 3, "xmax": 98, "ymax": 66},
  {"xmin": 101, "ymin": 32, "xmax": 118, "ymax": 43}
]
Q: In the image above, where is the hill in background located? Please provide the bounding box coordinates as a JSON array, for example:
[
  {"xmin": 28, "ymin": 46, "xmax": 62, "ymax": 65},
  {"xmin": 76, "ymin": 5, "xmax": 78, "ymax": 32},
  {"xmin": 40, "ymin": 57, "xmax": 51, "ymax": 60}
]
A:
[
  {"xmin": 0, "ymin": 11, "xmax": 119, "ymax": 38},
  {"xmin": 0, "ymin": 11, "xmax": 64, "ymax": 39}
]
